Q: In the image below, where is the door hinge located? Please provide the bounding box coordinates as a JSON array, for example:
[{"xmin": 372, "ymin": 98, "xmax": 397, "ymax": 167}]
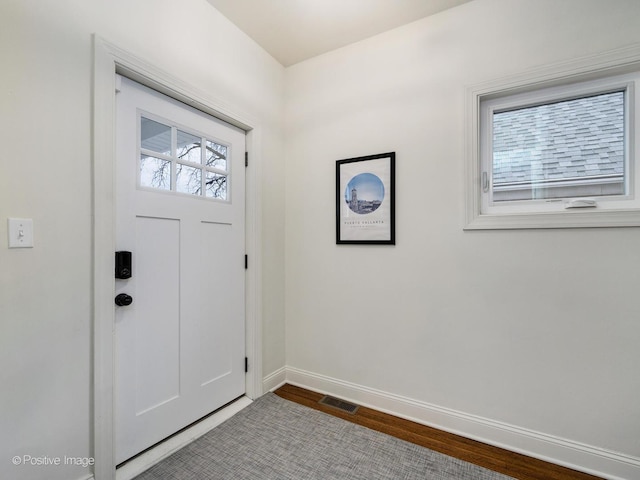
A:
[
  {"xmin": 245, "ymin": 152, "xmax": 248, "ymax": 167},
  {"xmin": 115, "ymin": 74, "xmax": 122, "ymax": 94},
  {"xmin": 244, "ymin": 254, "xmax": 248, "ymax": 269},
  {"xmin": 245, "ymin": 357, "xmax": 248, "ymax": 373}
]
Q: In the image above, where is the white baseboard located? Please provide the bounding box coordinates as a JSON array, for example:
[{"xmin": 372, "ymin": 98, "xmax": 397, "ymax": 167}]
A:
[
  {"xmin": 115, "ymin": 396, "xmax": 252, "ymax": 480},
  {"xmin": 263, "ymin": 366, "xmax": 287, "ymax": 392},
  {"xmin": 284, "ymin": 366, "xmax": 640, "ymax": 480}
]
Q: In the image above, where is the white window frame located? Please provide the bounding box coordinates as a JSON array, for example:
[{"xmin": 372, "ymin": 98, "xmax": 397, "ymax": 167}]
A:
[
  {"xmin": 137, "ymin": 110, "xmax": 232, "ymax": 201},
  {"xmin": 465, "ymin": 44, "xmax": 640, "ymax": 229}
]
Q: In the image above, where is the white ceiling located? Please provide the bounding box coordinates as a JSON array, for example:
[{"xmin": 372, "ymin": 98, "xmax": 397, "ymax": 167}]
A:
[{"xmin": 205, "ymin": 0, "xmax": 473, "ymax": 66}]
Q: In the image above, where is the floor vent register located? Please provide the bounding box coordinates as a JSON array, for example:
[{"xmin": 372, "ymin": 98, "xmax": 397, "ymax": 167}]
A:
[{"xmin": 318, "ymin": 395, "xmax": 360, "ymax": 415}]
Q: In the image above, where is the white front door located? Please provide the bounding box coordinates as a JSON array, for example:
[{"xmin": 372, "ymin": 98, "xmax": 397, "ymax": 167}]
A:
[{"xmin": 114, "ymin": 76, "xmax": 246, "ymax": 464}]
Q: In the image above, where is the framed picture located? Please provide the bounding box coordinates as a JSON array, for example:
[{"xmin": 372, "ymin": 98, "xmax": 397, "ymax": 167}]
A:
[{"xmin": 336, "ymin": 152, "xmax": 395, "ymax": 244}]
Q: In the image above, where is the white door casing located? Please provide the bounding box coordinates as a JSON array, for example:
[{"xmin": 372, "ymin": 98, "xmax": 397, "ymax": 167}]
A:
[
  {"xmin": 114, "ymin": 76, "xmax": 246, "ymax": 464},
  {"xmin": 93, "ymin": 38, "xmax": 263, "ymax": 480}
]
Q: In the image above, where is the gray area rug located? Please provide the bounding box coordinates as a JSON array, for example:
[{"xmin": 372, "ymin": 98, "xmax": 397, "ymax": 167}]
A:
[{"xmin": 134, "ymin": 393, "xmax": 514, "ymax": 480}]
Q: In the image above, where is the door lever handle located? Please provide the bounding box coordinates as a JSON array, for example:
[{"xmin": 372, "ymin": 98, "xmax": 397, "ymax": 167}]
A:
[{"xmin": 115, "ymin": 293, "xmax": 133, "ymax": 306}]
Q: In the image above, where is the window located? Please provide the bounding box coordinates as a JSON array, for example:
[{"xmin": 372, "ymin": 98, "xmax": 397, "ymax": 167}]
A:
[
  {"xmin": 465, "ymin": 45, "xmax": 640, "ymax": 229},
  {"xmin": 492, "ymin": 91, "xmax": 625, "ymax": 202},
  {"xmin": 139, "ymin": 114, "xmax": 229, "ymax": 200}
]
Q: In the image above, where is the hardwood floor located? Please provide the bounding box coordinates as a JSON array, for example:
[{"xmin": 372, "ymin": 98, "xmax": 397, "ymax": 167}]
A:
[{"xmin": 274, "ymin": 384, "xmax": 602, "ymax": 480}]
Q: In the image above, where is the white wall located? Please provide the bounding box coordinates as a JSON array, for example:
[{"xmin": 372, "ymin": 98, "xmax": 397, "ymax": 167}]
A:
[
  {"xmin": 284, "ymin": 0, "xmax": 640, "ymax": 477},
  {"xmin": 0, "ymin": 1, "xmax": 285, "ymax": 479}
]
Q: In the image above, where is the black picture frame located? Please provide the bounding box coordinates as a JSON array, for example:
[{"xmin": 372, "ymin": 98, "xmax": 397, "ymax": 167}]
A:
[{"xmin": 336, "ymin": 152, "xmax": 395, "ymax": 245}]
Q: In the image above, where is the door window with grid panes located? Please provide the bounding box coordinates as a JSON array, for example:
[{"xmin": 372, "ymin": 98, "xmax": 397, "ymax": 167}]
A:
[{"xmin": 140, "ymin": 115, "xmax": 230, "ymax": 201}]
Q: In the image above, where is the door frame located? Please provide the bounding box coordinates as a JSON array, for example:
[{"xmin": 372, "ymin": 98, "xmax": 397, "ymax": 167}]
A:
[{"xmin": 92, "ymin": 36, "xmax": 263, "ymax": 480}]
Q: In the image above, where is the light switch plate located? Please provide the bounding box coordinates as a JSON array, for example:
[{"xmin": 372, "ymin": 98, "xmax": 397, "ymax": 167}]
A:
[{"xmin": 8, "ymin": 218, "xmax": 34, "ymax": 248}]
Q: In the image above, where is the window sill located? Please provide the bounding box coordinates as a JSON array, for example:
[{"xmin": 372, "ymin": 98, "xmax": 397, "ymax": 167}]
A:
[{"xmin": 464, "ymin": 208, "xmax": 640, "ymax": 230}]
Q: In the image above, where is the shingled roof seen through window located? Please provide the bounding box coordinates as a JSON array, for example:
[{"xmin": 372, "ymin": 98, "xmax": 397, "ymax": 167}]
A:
[{"xmin": 492, "ymin": 91, "xmax": 624, "ymax": 186}]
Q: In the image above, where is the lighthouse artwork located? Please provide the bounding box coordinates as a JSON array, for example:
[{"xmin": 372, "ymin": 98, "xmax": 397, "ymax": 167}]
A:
[
  {"xmin": 336, "ymin": 152, "xmax": 395, "ymax": 244},
  {"xmin": 345, "ymin": 172, "xmax": 384, "ymax": 215}
]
